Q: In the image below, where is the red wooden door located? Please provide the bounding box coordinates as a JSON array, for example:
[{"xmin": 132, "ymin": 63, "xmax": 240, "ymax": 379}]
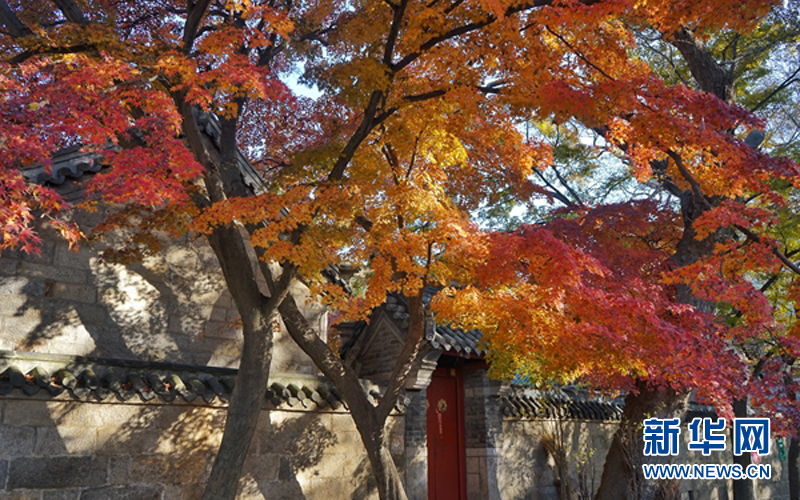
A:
[{"xmin": 427, "ymin": 366, "xmax": 465, "ymax": 500}]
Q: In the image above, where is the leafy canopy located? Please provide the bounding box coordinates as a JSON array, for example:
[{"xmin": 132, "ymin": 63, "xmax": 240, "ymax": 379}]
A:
[{"xmin": 1, "ymin": 0, "xmax": 799, "ymax": 418}]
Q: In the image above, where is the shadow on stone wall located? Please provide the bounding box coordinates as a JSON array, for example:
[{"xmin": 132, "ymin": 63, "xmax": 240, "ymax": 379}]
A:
[
  {"xmin": 0, "ymin": 391, "xmax": 352, "ymax": 499},
  {"xmin": 499, "ymin": 419, "xmax": 607, "ymax": 500},
  {"xmin": 0, "ymin": 213, "xmax": 379, "ymax": 499},
  {"xmin": 2, "ymin": 224, "xmax": 238, "ymax": 368}
]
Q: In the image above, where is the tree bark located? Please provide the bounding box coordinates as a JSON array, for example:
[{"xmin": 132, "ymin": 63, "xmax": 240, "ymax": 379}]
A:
[
  {"xmin": 175, "ymin": 97, "xmax": 298, "ymax": 500},
  {"xmin": 363, "ymin": 431, "xmax": 409, "ymax": 500},
  {"xmin": 202, "ymin": 297, "xmax": 272, "ymax": 500},
  {"xmin": 278, "ymin": 291, "xmax": 427, "ymax": 500},
  {"xmin": 594, "ymin": 382, "xmax": 689, "ymax": 500},
  {"xmin": 199, "ymin": 225, "xmax": 293, "ymax": 500},
  {"xmin": 732, "ymin": 398, "xmax": 755, "ymax": 500},
  {"xmin": 790, "ymin": 437, "xmax": 800, "ymax": 500}
]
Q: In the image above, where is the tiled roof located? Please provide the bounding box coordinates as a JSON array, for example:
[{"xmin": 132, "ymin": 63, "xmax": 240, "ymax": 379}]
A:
[
  {"xmin": 20, "ymin": 113, "xmax": 261, "ymax": 191},
  {"xmin": 500, "ymin": 387, "xmax": 718, "ymax": 422},
  {"xmin": 383, "ymin": 293, "xmax": 487, "ymax": 356},
  {"xmin": 0, "ymin": 352, "xmax": 347, "ymax": 410},
  {"xmin": 430, "ymin": 324, "xmax": 484, "ymax": 356},
  {"xmin": 500, "ymin": 387, "xmax": 625, "ymax": 421},
  {"xmin": 21, "ymin": 145, "xmax": 106, "ymax": 186}
]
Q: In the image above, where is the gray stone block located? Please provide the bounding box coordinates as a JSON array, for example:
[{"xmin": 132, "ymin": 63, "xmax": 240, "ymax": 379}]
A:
[
  {"xmin": 18, "ymin": 262, "xmax": 86, "ymax": 284},
  {"xmin": 52, "ymin": 283, "xmax": 96, "ymax": 304},
  {"xmin": 0, "ymin": 489, "xmax": 42, "ymax": 500},
  {"xmin": 0, "ymin": 459, "xmax": 7, "ymax": 492},
  {"xmin": 79, "ymin": 485, "xmax": 162, "ymax": 500},
  {"xmin": 6, "ymin": 238, "xmax": 56, "ymax": 265},
  {"xmin": 0, "ymin": 278, "xmax": 44, "ymax": 297},
  {"xmin": 0, "ymin": 294, "xmax": 27, "ymax": 316},
  {"xmin": 54, "ymin": 244, "xmax": 93, "ymax": 271},
  {"xmin": 107, "ymin": 457, "xmax": 131, "ymax": 485},
  {"xmin": 129, "ymin": 455, "xmax": 205, "ymax": 485},
  {"xmin": 0, "ymin": 427, "xmax": 35, "ymax": 458},
  {"xmin": 3, "ymin": 401, "xmax": 57, "ymax": 427},
  {"xmin": 7, "ymin": 457, "xmax": 107, "ymax": 489},
  {"xmin": 0, "ymin": 260, "xmax": 19, "ymax": 276},
  {"xmin": 34, "ymin": 426, "xmax": 95, "ymax": 457},
  {"xmin": 42, "ymin": 490, "xmax": 80, "ymax": 500}
]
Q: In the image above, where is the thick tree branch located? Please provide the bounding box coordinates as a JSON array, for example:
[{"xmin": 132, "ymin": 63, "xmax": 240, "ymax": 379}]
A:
[
  {"xmin": 183, "ymin": 0, "xmax": 213, "ymax": 52},
  {"xmin": 52, "ymin": 0, "xmax": 88, "ymax": 25},
  {"xmin": 666, "ymin": 150, "xmax": 712, "ymax": 211},
  {"xmin": 328, "ymin": 90, "xmax": 385, "ymax": 181},
  {"xmin": 670, "ymin": 27, "xmax": 734, "ymax": 103},
  {"xmin": 279, "ymin": 292, "xmax": 373, "ymax": 411},
  {"xmin": 383, "ymin": 0, "xmax": 408, "ymax": 66},
  {"xmin": 0, "ymin": 0, "xmax": 32, "ymax": 38}
]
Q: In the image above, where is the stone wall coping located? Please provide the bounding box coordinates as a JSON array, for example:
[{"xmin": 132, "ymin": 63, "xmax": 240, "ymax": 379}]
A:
[
  {"xmin": 498, "ymin": 386, "xmax": 717, "ymax": 422},
  {"xmin": 0, "ymin": 351, "xmax": 410, "ymax": 415},
  {"xmin": 0, "ymin": 352, "xmax": 353, "ymax": 412}
]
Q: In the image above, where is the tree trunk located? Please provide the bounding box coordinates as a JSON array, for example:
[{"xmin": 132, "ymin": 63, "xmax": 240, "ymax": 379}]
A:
[
  {"xmin": 176, "ymin": 96, "xmax": 294, "ymax": 500},
  {"xmin": 278, "ymin": 291, "xmax": 429, "ymax": 500},
  {"xmin": 356, "ymin": 419, "xmax": 409, "ymax": 500},
  {"xmin": 732, "ymin": 398, "xmax": 755, "ymax": 500},
  {"xmin": 202, "ymin": 312, "xmax": 272, "ymax": 500},
  {"xmin": 594, "ymin": 382, "xmax": 689, "ymax": 500},
  {"xmin": 790, "ymin": 437, "xmax": 800, "ymax": 500},
  {"xmin": 198, "ymin": 226, "xmax": 280, "ymax": 500}
]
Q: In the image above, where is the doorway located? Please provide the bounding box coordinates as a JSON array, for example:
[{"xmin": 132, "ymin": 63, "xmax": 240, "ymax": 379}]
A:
[{"xmin": 426, "ymin": 364, "xmax": 466, "ymax": 500}]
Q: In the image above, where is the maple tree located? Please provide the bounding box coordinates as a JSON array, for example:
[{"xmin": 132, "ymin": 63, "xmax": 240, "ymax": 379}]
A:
[{"xmin": 1, "ymin": 1, "xmax": 800, "ymax": 500}]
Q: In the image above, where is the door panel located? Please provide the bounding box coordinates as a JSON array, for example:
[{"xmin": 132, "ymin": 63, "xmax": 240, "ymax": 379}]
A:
[{"xmin": 427, "ymin": 367, "xmax": 465, "ymax": 500}]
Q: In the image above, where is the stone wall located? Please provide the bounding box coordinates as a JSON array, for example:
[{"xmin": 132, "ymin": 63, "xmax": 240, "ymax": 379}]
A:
[
  {"xmin": 0, "ymin": 393, "xmax": 404, "ymax": 500},
  {"xmin": 0, "ymin": 211, "xmax": 325, "ymax": 375},
  {"xmin": 462, "ymin": 366, "xmax": 503, "ymax": 500},
  {"xmin": 456, "ymin": 364, "xmax": 791, "ymax": 500},
  {"xmin": 497, "ymin": 418, "xmax": 616, "ymax": 500},
  {"xmin": 498, "ymin": 416, "xmax": 789, "ymax": 500},
  {"xmin": 403, "ymin": 389, "xmax": 428, "ymax": 500}
]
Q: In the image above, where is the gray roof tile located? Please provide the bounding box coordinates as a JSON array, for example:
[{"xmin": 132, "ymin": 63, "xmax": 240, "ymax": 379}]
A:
[
  {"xmin": 0, "ymin": 352, "xmax": 347, "ymax": 411},
  {"xmin": 500, "ymin": 388, "xmax": 624, "ymax": 421},
  {"xmin": 391, "ymin": 292, "xmax": 487, "ymax": 356},
  {"xmin": 500, "ymin": 387, "xmax": 717, "ymax": 422}
]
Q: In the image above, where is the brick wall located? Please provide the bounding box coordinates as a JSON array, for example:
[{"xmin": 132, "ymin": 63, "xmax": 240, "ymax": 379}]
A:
[
  {"xmin": 403, "ymin": 389, "xmax": 427, "ymax": 500},
  {"xmin": 497, "ymin": 417, "xmax": 789, "ymax": 500},
  {"xmin": 0, "ymin": 213, "xmax": 324, "ymax": 375},
  {"xmin": 0, "ymin": 396, "xmax": 404, "ymax": 500},
  {"xmin": 462, "ymin": 368, "xmax": 503, "ymax": 500},
  {"xmin": 459, "ymin": 365, "xmax": 791, "ymax": 500}
]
